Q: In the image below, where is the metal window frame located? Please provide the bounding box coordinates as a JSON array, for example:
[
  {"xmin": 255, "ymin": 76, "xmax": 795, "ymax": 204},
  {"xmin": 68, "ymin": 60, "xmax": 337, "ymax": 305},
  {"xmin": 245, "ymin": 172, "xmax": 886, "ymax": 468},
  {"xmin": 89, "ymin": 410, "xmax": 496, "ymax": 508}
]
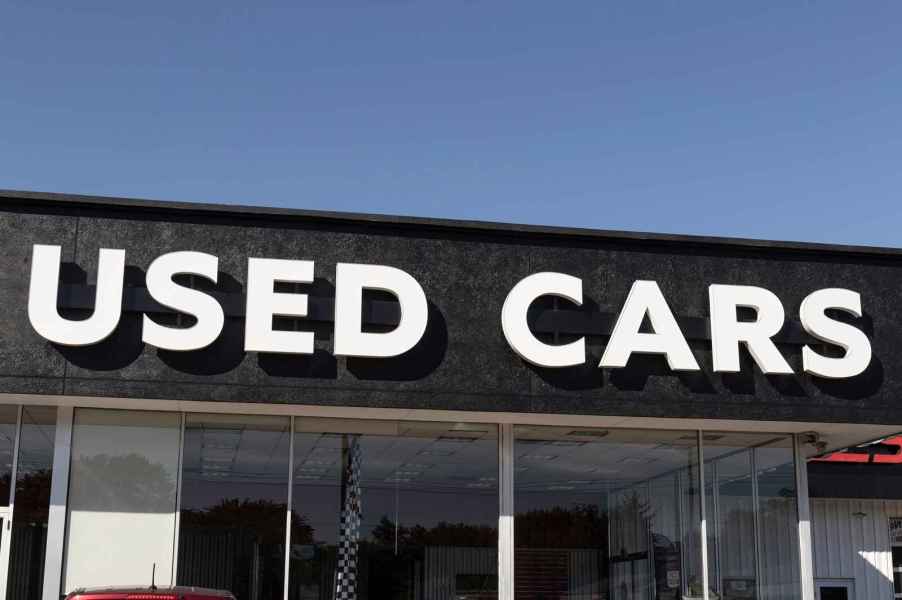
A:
[
  {"xmin": 9, "ymin": 405, "xmax": 23, "ymax": 508},
  {"xmin": 751, "ymin": 446, "xmax": 763, "ymax": 599},
  {"xmin": 677, "ymin": 466, "xmax": 687, "ymax": 595},
  {"xmin": 698, "ymin": 430, "xmax": 710, "ymax": 600},
  {"xmin": 499, "ymin": 423, "xmax": 514, "ymax": 600},
  {"xmin": 171, "ymin": 412, "xmax": 186, "ymax": 586},
  {"xmin": 283, "ymin": 416, "xmax": 295, "ymax": 600},
  {"xmin": 710, "ymin": 460, "xmax": 722, "ymax": 598},
  {"xmin": 0, "ymin": 406, "xmax": 23, "ymax": 600}
]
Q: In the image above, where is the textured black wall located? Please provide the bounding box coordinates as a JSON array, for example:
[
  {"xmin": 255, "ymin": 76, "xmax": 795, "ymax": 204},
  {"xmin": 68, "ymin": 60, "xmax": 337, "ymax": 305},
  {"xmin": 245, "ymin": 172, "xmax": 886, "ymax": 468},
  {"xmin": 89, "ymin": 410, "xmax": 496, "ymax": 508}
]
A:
[{"xmin": 2, "ymin": 192, "xmax": 901, "ymax": 425}]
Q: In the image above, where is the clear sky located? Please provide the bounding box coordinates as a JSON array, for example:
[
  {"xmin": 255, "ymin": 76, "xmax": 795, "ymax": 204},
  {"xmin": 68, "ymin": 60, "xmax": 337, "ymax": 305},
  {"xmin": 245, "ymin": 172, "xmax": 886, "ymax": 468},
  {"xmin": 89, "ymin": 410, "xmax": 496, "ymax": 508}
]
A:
[{"xmin": 2, "ymin": 2, "xmax": 901, "ymax": 246}]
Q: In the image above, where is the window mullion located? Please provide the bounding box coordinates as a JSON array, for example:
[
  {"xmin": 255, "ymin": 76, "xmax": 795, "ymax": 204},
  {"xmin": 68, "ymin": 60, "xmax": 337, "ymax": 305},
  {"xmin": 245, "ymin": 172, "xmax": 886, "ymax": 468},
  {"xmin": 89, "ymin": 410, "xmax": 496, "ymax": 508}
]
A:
[
  {"xmin": 498, "ymin": 423, "xmax": 514, "ymax": 600},
  {"xmin": 698, "ymin": 430, "xmax": 709, "ymax": 600},
  {"xmin": 283, "ymin": 416, "xmax": 295, "ymax": 600}
]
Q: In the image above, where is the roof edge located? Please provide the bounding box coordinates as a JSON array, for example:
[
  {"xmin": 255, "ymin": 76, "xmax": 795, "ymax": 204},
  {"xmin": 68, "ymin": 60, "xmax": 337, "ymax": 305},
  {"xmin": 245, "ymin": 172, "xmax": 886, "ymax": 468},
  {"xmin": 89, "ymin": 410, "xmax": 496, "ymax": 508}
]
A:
[{"xmin": 2, "ymin": 188, "xmax": 901, "ymax": 259}]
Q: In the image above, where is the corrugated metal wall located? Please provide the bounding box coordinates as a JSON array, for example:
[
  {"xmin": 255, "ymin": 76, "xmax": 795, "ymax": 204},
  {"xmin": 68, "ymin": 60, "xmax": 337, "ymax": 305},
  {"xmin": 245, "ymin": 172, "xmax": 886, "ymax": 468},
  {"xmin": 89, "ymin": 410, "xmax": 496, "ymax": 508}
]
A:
[{"xmin": 811, "ymin": 498, "xmax": 899, "ymax": 600}]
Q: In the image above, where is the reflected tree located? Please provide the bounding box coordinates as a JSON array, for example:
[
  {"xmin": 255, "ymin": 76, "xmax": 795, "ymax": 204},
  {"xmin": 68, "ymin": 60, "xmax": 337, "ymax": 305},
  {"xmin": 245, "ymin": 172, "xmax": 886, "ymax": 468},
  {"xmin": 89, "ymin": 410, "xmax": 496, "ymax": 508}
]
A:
[
  {"xmin": 515, "ymin": 504, "xmax": 608, "ymax": 549},
  {"xmin": 70, "ymin": 453, "xmax": 175, "ymax": 512},
  {"xmin": 13, "ymin": 469, "xmax": 52, "ymax": 521},
  {"xmin": 371, "ymin": 516, "xmax": 496, "ymax": 548}
]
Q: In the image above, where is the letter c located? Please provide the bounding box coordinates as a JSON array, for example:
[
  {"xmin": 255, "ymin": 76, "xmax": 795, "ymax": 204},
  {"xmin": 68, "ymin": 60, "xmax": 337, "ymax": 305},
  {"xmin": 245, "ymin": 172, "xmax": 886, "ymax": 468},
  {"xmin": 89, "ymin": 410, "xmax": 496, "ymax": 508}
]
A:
[{"xmin": 501, "ymin": 272, "xmax": 585, "ymax": 367}]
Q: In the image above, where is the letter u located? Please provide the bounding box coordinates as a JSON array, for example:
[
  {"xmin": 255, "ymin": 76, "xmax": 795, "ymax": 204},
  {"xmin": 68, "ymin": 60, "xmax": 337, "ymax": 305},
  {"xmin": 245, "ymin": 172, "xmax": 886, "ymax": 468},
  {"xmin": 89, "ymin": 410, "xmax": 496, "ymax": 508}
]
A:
[{"xmin": 28, "ymin": 244, "xmax": 125, "ymax": 346}]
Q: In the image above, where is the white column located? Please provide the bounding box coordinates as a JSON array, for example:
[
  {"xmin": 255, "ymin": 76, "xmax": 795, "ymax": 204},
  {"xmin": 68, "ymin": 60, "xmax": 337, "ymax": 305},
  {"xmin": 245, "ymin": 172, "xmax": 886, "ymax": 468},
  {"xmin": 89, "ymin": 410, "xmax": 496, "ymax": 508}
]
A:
[
  {"xmin": 170, "ymin": 412, "xmax": 186, "ymax": 585},
  {"xmin": 751, "ymin": 448, "xmax": 763, "ymax": 600},
  {"xmin": 498, "ymin": 423, "xmax": 514, "ymax": 600},
  {"xmin": 794, "ymin": 434, "xmax": 815, "ymax": 600},
  {"xmin": 43, "ymin": 405, "xmax": 73, "ymax": 600}
]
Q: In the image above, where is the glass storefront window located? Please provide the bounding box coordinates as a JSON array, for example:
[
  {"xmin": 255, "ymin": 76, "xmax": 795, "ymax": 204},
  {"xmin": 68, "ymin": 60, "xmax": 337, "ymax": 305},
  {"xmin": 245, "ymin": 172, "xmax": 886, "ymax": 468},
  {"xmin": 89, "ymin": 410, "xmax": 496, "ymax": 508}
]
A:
[
  {"xmin": 704, "ymin": 433, "xmax": 799, "ymax": 600},
  {"xmin": 288, "ymin": 418, "xmax": 499, "ymax": 600},
  {"xmin": 47, "ymin": 407, "xmax": 806, "ymax": 600},
  {"xmin": 755, "ymin": 439, "xmax": 800, "ymax": 600},
  {"xmin": 62, "ymin": 409, "xmax": 181, "ymax": 593},
  {"xmin": 7, "ymin": 406, "xmax": 56, "ymax": 600},
  {"xmin": 513, "ymin": 426, "xmax": 705, "ymax": 600},
  {"xmin": 177, "ymin": 414, "xmax": 290, "ymax": 600}
]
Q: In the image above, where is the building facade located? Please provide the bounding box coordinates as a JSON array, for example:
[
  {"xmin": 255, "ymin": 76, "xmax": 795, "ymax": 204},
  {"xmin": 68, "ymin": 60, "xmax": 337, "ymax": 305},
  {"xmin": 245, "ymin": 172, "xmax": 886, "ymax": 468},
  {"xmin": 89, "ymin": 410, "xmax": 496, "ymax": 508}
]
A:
[{"xmin": 0, "ymin": 190, "xmax": 900, "ymax": 600}]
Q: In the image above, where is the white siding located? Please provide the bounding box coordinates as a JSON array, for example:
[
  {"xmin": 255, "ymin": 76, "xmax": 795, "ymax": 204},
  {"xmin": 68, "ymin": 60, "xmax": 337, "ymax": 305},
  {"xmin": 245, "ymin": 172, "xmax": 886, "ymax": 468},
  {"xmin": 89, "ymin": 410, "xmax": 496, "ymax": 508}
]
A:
[{"xmin": 811, "ymin": 498, "xmax": 899, "ymax": 600}]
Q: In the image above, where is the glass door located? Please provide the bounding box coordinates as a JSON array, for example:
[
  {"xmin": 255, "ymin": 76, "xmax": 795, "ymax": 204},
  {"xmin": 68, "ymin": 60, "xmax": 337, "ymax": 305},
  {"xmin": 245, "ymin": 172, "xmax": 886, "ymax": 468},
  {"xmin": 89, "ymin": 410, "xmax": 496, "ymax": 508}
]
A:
[{"xmin": 0, "ymin": 405, "xmax": 57, "ymax": 600}]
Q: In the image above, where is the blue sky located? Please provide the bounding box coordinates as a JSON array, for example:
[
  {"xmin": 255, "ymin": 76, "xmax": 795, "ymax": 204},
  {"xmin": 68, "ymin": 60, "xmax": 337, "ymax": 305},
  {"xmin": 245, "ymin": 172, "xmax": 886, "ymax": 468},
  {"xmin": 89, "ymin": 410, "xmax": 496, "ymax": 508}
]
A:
[{"xmin": 2, "ymin": 2, "xmax": 901, "ymax": 246}]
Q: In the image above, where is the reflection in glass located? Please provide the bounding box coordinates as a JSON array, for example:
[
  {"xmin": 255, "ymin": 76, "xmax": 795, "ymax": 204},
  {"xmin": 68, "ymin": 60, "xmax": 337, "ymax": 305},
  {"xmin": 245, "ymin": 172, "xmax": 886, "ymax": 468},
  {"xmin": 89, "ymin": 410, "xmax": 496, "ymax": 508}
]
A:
[
  {"xmin": 287, "ymin": 418, "xmax": 499, "ymax": 600},
  {"xmin": 177, "ymin": 414, "xmax": 290, "ymax": 600},
  {"xmin": 704, "ymin": 433, "xmax": 800, "ymax": 600},
  {"xmin": 514, "ymin": 427, "xmax": 704, "ymax": 600},
  {"xmin": 755, "ymin": 440, "xmax": 800, "ymax": 600},
  {"xmin": 7, "ymin": 406, "xmax": 56, "ymax": 600},
  {"xmin": 63, "ymin": 409, "xmax": 180, "ymax": 592}
]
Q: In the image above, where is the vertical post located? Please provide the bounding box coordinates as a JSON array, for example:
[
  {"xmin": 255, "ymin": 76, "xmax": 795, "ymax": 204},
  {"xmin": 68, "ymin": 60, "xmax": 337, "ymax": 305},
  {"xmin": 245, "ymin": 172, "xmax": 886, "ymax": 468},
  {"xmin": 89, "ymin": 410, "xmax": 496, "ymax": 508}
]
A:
[
  {"xmin": 43, "ymin": 405, "xmax": 73, "ymax": 600},
  {"xmin": 677, "ymin": 470, "xmax": 687, "ymax": 595},
  {"xmin": 0, "ymin": 406, "xmax": 23, "ymax": 600},
  {"xmin": 498, "ymin": 423, "xmax": 514, "ymax": 600},
  {"xmin": 698, "ymin": 431, "xmax": 709, "ymax": 600},
  {"xmin": 751, "ymin": 448, "xmax": 763, "ymax": 600},
  {"xmin": 283, "ymin": 417, "xmax": 295, "ymax": 600},
  {"xmin": 794, "ymin": 434, "xmax": 815, "ymax": 600},
  {"xmin": 711, "ymin": 461, "xmax": 722, "ymax": 598},
  {"xmin": 646, "ymin": 480, "xmax": 657, "ymax": 600},
  {"xmin": 170, "ymin": 412, "xmax": 186, "ymax": 586},
  {"xmin": 9, "ymin": 406, "xmax": 23, "ymax": 507}
]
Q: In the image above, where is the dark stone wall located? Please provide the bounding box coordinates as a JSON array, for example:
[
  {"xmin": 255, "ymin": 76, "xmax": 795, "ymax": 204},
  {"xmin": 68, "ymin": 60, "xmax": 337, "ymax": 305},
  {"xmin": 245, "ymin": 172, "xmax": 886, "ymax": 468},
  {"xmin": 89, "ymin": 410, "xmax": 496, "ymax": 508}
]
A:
[
  {"xmin": 808, "ymin": 462, "xmax": 902, "ymax": 499},
  {"xmin": 2, "ymin": 195, "xmax": 901, "ymax": 424}
]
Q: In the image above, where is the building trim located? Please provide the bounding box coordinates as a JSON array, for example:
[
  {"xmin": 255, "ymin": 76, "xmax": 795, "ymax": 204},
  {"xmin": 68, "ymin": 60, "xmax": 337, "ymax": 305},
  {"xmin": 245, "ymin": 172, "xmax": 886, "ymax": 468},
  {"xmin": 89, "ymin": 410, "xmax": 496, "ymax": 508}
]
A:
[{"xmin": 3, "ymin": 189, "xmax": 902, "ymax": 260}]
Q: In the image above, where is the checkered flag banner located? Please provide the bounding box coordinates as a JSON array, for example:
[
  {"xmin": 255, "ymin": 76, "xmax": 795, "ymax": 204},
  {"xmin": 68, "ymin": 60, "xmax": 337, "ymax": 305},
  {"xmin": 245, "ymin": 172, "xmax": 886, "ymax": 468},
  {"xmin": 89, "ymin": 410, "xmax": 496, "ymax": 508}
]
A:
[{"xmin": 336, "ymin": 434, "xmax": 363, "ymax": 600}]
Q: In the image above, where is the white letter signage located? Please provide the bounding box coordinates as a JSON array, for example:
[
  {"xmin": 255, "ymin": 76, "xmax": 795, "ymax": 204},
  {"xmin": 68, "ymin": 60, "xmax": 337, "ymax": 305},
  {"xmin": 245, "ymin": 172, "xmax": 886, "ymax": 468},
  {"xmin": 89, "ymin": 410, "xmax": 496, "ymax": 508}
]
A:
[
  {"xmin": 708, "ymin": 284, "xmax": 793, "ymax": 374},
  {"xmin": 800, "ymin": 288, "xmax": 872, "ymax": 378},
  {"xmin": 600, "ymin": 280, "xmax": 699, "ymax": 371},
  {"xmin": 333, "ymin": 263, "xmax": 428, "ymax": 358},
  {"xmin": 28, "ymin": 244, "xmax": 125, "ymax": 346},
  {"xmin": 24, "ymin": 243, "xmax": 874, "ymax": 381},
  {"xmin": 244, "ymin": 257, "xmax": 315, "ymax": 354},
  {"xmin": 143, "ymin": 251, "xmax": 225, "ymax": 351},
  {"xmin": 501, "ymin": 272, "xmax": 586, "ymax": 367}
]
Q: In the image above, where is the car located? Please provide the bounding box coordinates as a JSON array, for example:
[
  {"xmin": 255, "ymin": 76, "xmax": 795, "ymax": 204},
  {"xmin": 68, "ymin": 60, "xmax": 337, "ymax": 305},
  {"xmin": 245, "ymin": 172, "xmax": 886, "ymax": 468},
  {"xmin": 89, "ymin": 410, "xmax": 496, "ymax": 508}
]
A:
[{"xmin": 64, "ymin": 586, "xmax": 236, "ymax": 600}]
